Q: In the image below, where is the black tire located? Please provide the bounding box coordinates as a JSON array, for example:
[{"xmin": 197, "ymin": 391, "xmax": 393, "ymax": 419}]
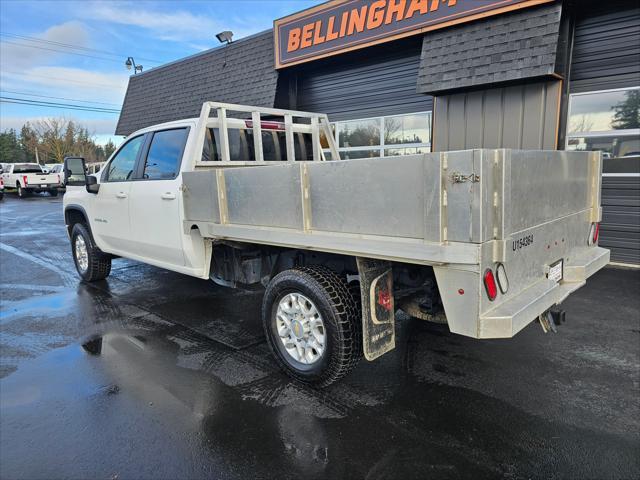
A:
[
  {"xmin": 71, "ymin": 223, "xmax": 111, "ymax": 282},
  {"xmin": 0, "ymin": 191, "xmax": 3, "ymax": 200},
  {"xmin": 49, "ymin": 189, "xmax": 58, "ymax": 197},
  {"xmin": 262, "ymin": 265, "xmax": 362, "ymax": 387},
  {"xmin": 17, "ymin": 183, "xmax": 27, "ymax": 198}
]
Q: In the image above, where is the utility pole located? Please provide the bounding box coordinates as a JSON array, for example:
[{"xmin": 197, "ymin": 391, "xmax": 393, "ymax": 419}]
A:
[{"xmin": 35, "ymin": 146, "xmax": 40, "ymax": 164}]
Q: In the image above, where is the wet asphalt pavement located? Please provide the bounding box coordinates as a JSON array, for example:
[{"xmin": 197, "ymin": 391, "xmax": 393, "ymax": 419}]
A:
[{"xmin": 0, "ymin": 193, "xmax": 638, "ymax": 480}]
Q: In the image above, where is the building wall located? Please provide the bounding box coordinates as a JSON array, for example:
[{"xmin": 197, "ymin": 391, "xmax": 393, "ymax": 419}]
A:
[
  {"xmin": 568, "ymin": 1, "xmax": 640, "ymax": 264},
  {"xmin": 290, "ymin": 36, "xmax": 433, "ymax": 122},
  {"xmin": 569, "ymin": 1, "xmax": 640, "ymax": 93},
  {"xmin": 432, "ymin": 80, "xmax": 561, "ymax": 152}
]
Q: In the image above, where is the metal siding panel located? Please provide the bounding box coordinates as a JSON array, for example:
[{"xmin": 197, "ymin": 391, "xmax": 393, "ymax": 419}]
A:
[
  {"xmin": 601, "ymin": 176, "xmax": 640, "ymax": 264},
  {"xmin": 542, "ymin": 81, "xmax": 560, "ymax": 149},
  {"xmin": 433, "ymin": 97, "xmax": 449, "ymax": 153},
  {"xmin": 482, "ymin": 89, "xmax": 503, "ymax": 149},
  {"xmin": 508, "ymin": 151, "xmax": 591, "ymax": 235},
  {"xmin": 502, "ymin": 86, "xmax": 525, "ymax": 149},
  {"xmin": 570, "ymin": 2, "xmax": 640, "ymax": 92},
  {"xmin": 448, "ymin": 94, "xmax": 466, "ymax": 151},
  {"xmin": 433, "ymin": 81, "xmax": 560, "ymax": 152},
  {"xmin": 308, "ymin": 155, "xmax": 428, "ymax": 238},
  {"xmin": 225, "ymin": 164, "xmax": 303, "ymax": 229},
  {"xmin": 464, "ymin": 91, "xmax": 484, "ymax": 149},
  {"xmin": 521, "ymin": 83, "xmax": 545, "ymax": 149},
  {"xmin": 182, "ymin": 170, "xmax": 220, "ymax": 223}
]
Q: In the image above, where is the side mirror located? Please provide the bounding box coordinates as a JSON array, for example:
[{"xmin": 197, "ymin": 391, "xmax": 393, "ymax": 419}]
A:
[
  {"xmin": 64, "ymin": 156, "xmax": 88, "ymax": 187},
  {"xmin": 63, "ymin": 156, "xmax": 100, "ymax": 194},
  {"xmin": 85, "ymin": 175, "xmax": 99, "ymax": 194}
]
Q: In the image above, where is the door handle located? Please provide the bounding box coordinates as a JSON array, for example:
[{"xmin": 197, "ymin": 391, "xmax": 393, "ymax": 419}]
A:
[
  {"xmin": 161, "ymin": 192, "xmax": 176, "ymax": 200},
  {"xmin": 116, "ymin": 192, "xmax": 127, "ymax": 199}
]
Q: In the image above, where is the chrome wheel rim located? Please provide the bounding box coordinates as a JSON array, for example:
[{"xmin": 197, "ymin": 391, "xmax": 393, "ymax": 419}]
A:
[
  {"xmin": 276, "ymin": 293, "xmax": 326, "ymax": 365},
  {"xmin": 75, "ymin": 235, "xmax": 89, "ymax": 272}
]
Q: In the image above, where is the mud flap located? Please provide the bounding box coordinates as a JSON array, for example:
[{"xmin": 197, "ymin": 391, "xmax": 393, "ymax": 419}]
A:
[{"xmin": 356, "ymin": 257, "xmax": 395, "ymax": 361}]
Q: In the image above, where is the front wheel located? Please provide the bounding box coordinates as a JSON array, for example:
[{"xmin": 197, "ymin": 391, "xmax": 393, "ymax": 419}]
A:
[
  {"xmin": 262, "ymin": 266, "xmax": 362, "ymax": 387},
  {"xmin": 71, "ymin": 223, "xmax": 111, "ymax": 282}
]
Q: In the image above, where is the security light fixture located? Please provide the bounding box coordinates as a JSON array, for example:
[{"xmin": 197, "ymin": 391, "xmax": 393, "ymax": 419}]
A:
[
  {"xmin": 125, "ymin": 57, "xmax": 143, "ymax": 74},
  {"xmin": 216, "ymin": 31, "xmax": 233, "ymax": 44}
]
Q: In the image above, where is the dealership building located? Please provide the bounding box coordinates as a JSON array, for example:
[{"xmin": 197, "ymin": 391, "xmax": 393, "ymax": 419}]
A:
[{"xmin": 117, "ymin": 0, "xmax": 640, "ymax": 265}]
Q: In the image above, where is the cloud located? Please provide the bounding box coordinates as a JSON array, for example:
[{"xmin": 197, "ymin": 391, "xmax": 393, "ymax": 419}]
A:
[
  {"xmin": 82, "ymin": 1, "xmax": 271, "ymax": 43},
  {"xmin": 84, "ymin": 2, "xmax": 221, "ymax": 42},
  {"xmin": 0, "ymin": 21, "xmax": 90, "ymax": 70}
]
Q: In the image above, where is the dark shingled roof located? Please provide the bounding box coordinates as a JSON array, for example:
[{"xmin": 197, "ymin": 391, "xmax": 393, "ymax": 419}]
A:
[
  {"xmin": 417, "ymin": 3, "xmax": 563, "ymax": 95},
  {"xmin": 116, "ymin": 30, "xmax": 277, "ymax": 136}
]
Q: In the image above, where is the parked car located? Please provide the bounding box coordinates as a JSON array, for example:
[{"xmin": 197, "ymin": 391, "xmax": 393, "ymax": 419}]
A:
[
  {"xmin": 47, "ymin": 164, "xmax": 66, "ymax": 184},
  {"xmin": 1, "ymin": 163, "xmax": 63, "ymax": 198},
  {"xmin": 0, "ymin": 176, "xmax": 4, "ymax": 200}
]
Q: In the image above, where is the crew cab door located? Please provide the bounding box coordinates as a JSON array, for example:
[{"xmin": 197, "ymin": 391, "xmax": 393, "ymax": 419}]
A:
[
  {"xmin": 91, "ymin": 134, "xmax": 146, "ymax": 253},
  {"xmin": 127, "ymin": 127, "xmax": 189, "ymax": 267}
]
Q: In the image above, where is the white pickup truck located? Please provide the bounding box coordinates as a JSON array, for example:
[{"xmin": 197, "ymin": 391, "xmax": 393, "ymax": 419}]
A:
[
  {"xmin": 2, "ymin": 163, "xmax": 62, "ymax": 198},
  {"xmin": 63, "ymin": 103, "xmax": 609, "ymax": 387}
]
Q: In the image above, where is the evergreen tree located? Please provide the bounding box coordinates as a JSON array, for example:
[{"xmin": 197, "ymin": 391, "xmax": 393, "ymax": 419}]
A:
[{"xmin": 612, "ymin": 90, "xmax": 640, "ymax": 130}]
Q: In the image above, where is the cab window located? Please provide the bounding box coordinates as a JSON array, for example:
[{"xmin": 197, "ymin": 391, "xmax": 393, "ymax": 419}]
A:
[
  {"xmin": 105, "ymin": 135, "xmax": 144, "ymax": 182},
  {"xmin": 142, "ymin": 128, "xmax": 188, "ymax": 180}
]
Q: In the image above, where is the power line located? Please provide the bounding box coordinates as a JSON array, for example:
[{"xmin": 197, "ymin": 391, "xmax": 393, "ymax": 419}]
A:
[
  {"xmin": 1, "ymin": 90, "xmax": 121, "ymax": 106},
  {"xmin": 0, "ymin": 32, "xmax": 163, "ymax": 64},
  {"xmin": 2, "ymin": 70, "xmax": 125, "ymax": 89},
  {"xmin": 1, "ymin": 39, "xmax": 126, "ymax": 64},
  {"xmin": 1, "ymin": 97, "xmax": 121, "ymax": 114}
]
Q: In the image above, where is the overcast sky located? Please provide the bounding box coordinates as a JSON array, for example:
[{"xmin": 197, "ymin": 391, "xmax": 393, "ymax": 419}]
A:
[{"xmin": 0, "ymin": 0, "xmax": 316, "ymax": 145}]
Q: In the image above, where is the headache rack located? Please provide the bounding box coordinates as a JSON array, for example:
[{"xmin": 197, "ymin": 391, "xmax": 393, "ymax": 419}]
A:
[{"xmin": 192, "ymin": 102, "xmax": 340, "ymax": 167}]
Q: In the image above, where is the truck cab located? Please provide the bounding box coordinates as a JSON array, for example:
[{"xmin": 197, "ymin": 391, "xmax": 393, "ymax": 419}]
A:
[{"xmin": 64, "ymin": 122, "xmax": 201, "ymax": 276}]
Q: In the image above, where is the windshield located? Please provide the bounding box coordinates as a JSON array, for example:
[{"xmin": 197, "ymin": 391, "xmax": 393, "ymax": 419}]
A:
[{"xmin": 13, "ymin": 164, "xmax": 43, "ymax": 174}]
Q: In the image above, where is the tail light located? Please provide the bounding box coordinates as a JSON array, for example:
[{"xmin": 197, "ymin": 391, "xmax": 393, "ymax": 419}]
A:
[
  {"xmin": 496, "ymin": 263, "xmax": 509, "ymax": 294},
  {"xmin": 244, "ymin": 120, "xmax": 285, "ymax": 131},
  {"xmin": 23, "ymin": 175, "xmax": 28, "ymax": 185},
  {"xmin": 483, "ymin": 269, "xmax": 498, "ymax": 301},
  {"xmin": 588, "ymin": 223, "xmax": 600, "ymax": 246}
]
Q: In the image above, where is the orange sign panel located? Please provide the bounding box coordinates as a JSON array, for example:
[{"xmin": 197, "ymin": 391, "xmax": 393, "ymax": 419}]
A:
[{"xmin": 274, "ymin": 0, "xmax": 555, "ymax": 68}]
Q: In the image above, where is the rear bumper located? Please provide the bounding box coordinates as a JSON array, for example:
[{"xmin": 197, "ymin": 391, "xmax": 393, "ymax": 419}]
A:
[
  {"xmin": 25, "ymin": 185, "xmax": 59, "ymax": 190},
  {"xmin": 479, "ymin": 247, "xmax": 609, "ymax": 338}
]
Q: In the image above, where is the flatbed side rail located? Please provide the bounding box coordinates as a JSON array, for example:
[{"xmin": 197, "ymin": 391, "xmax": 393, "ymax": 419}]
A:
[{"xmin": 192, "ymin": 101, "xmax": 340, "ymax": 167}]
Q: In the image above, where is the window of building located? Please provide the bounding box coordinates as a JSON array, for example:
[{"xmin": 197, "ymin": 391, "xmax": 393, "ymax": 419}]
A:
[
  {"xmin": 142, "ymin": 128, "xmax": 188, "ymax": 180},
  {"xmin": 105, "ymin": 135, "xmax": 144, "ymax": 182},
  {"xmin": 325, "ymin": 111, "xmax": 432, "ymax": 159},
  {"xmin": 567, "ymin": 87, "xmax": 640, "ymax": 173}
]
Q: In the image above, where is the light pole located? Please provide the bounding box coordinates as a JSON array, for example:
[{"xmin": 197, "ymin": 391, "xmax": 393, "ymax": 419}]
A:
[{"xmin": 125, "ymin": 57, "xmax": 143, "ymax": 74}]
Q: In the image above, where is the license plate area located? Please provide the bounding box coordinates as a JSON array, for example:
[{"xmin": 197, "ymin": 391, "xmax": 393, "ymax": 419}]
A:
[
  {"xmin": 40, "ymin": 184, "xmax": 47, "ymax": 188},
  {"xmin": 548, "ymin": 259, "xmax": 563, "ymax": 283}
]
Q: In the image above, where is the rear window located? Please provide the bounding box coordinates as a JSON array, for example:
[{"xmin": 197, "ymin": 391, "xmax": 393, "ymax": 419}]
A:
[
  {"xmin": 13, "ymin": 164, "xmax": 43, "ymax": 173},
  {"xmin": 142, "ymin": 128, "xmax": 188, "ymax": 180},
  {"xmin": 201, "ymin": 126, "xmax": 313, "ymax": 162}
]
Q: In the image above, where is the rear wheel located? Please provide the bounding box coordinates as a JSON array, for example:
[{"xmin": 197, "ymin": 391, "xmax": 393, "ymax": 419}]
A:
[
  {"xmin": 71, "ymin": 223, "xmax": 111, "ymax": 282},
  {"xmin": 262, "ymin": 266, "xmax": 362, "ymax": 387},
  {"xmin": 17, "ymin": 183, "xmax": 27, "ymax": 198},
  {"xmin": 49, "ymin": 189, "xmax": 58, "ymax": 197}
]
